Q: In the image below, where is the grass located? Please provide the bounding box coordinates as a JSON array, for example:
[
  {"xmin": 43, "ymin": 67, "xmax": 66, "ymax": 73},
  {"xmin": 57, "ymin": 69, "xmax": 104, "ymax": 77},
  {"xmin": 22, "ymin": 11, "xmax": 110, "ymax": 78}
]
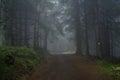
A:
[
  {"xmin": 62, "ymin": 50, "xmax": 75, "ymax": 54},
  {"xmin": 0, "ymin": 46, "xmax": 47, "ymax": 80},
  {"xmin": 97, "ymin": 60, "xmax": 120, "ymax": 80}
]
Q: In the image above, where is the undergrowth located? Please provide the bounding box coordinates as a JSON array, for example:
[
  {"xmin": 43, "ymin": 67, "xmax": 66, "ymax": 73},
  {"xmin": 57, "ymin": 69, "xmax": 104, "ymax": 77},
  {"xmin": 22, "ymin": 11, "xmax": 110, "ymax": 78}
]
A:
[
  {"xmin": 0, "ymin": 46, "xmax": 47, "ymax": 80},
  {"xmin": 97, "ymin": 60, "xmax": 120, "ymax": 80}
]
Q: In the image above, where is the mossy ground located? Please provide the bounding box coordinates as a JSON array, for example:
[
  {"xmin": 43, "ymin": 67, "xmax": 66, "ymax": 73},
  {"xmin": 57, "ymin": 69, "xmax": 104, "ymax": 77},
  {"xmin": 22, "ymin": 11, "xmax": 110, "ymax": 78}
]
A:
[
  {"xmin": 97, "ymin": 60, "xmax": 120, "ymax": 80},
  {"xmin": 0, "ymin": 46, "xmax": 47, "ymax": 80}
]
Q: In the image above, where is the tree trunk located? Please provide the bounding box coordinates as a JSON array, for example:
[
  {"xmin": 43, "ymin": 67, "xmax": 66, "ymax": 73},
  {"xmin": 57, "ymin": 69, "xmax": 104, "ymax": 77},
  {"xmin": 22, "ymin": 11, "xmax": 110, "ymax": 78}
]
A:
[
  {"xmin": 44, "ymin": 31, "xmax": 48, "ymax": 50},
  {"xmin": 84, "ymin": 0, "xmax": 90, "ymax": 56},
  {"xmin": 93, "ymin": 0, "xmax": 101, "ymax": 58},
  {"xmin": 73, "ymin": 0, "xmax": 82, "ymax": 55}
]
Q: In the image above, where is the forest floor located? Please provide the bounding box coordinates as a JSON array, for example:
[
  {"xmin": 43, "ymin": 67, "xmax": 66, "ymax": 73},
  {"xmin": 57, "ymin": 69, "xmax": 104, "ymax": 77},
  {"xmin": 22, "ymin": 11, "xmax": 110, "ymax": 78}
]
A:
[{"xmin": 28, "ymin": 55, "xmax": 112, "ymax": 80}]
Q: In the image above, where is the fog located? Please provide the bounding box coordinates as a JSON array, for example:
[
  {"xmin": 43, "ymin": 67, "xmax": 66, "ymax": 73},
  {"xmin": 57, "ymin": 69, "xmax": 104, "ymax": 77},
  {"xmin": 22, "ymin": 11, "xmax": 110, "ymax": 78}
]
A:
[{"xmin": 0, "ymin": 0, "xmax": 120, "ymax": 80}]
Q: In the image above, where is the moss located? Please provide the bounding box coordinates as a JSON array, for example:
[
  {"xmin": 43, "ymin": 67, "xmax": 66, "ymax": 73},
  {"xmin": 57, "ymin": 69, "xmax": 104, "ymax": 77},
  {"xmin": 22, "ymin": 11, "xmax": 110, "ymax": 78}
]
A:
[
  {"xmin": 97, "ymin": 60, "xmax": 120, "ymax": 80},
  {"xmin": 0, "ymin": 46, "xmax": 46, "ymax": 80}
]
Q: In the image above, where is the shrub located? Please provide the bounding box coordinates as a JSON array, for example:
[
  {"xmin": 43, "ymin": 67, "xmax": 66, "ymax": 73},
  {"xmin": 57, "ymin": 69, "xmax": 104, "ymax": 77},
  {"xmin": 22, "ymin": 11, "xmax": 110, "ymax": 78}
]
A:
[
  {"xmin": 0, "ymin": 46, "xmax": 41, "ymax": 80},
  {"xmin": 97, "ymin": 60, "xmax": 120, "ymax": 80}
]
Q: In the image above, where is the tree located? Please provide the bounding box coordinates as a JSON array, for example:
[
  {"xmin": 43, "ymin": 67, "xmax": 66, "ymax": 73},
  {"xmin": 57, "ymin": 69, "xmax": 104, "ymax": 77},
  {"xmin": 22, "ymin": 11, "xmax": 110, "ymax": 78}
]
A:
[
  {"xmin": 73, "ymin": 0, "xmax": 82, "ymax": 55},
  {"xmin": 84, "ymin": 0, "xmax": 90, "ymax": 56}
]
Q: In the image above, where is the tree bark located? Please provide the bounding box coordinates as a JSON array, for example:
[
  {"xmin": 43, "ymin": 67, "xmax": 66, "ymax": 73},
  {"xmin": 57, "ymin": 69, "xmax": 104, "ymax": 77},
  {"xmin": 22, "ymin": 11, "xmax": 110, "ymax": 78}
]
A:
[
  {"xmin": 84, "ymin": 0, "xmax": 90, "ymax": 56},
  {"xmin": 73, "ymin": 0, "xmax": 82, "ymax": 55}
]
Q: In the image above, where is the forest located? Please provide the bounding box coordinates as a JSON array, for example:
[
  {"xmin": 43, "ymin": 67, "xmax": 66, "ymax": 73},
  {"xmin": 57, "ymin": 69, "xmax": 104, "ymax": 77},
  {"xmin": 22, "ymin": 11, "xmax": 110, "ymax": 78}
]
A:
[{"xmin": 0, "ymin": 0, "xmax": 120, "ymax": 80}]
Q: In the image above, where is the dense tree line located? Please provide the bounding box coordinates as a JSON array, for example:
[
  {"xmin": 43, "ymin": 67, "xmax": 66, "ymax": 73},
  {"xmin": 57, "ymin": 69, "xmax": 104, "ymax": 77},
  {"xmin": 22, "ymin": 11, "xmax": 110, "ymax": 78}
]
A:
[
  {"xmin": 0, "ymin": 0, "xmax": 64, "ymax": 51},
  {"xmin": 73, "ymin": 0, "xmax": 120, "ymax": 60},
  {"xmin": 0, "ymin": 0, "xmax": 120, "ymax": 60},
  {"xmin": 57, "ymin": 0, "xmax": 120, "ymax": 59}
]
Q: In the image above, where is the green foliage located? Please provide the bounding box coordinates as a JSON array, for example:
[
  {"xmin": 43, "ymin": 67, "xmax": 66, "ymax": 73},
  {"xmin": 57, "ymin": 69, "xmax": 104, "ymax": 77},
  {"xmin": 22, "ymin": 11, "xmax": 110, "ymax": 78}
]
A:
[
  {"xmin": 0, "ymin": 46, "xmax": 45, "ymax": 80},
  {"xmin": 97, "ymin": 60, "xmax": 120, "ymax": 80}
]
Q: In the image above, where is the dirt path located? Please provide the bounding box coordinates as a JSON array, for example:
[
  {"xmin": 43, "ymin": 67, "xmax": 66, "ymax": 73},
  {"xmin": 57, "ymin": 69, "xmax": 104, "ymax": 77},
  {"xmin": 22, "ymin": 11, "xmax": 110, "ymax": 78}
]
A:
[{"xmin": 28, "ymin": 55, "xmax": 112, "ymax": 80}]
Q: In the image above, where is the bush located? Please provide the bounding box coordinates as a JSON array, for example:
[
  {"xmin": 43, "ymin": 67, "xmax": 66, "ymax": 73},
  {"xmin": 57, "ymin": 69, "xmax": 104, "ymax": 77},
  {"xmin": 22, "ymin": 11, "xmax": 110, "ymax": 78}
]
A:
[
  {"xmin": 97, "ymin": 60, "xmax": 120, "ymax": 80},
  {"xmin": 0, "ymin": 46, "xmax": 41, "ymax": 80}
]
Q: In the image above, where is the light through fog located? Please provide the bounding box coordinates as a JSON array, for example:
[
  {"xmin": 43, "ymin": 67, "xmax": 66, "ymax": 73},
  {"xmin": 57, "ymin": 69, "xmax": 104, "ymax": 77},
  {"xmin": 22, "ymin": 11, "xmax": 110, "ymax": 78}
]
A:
[{"xmin": 0, "ymin": 0, "xmax": 120, "ymax": 80}]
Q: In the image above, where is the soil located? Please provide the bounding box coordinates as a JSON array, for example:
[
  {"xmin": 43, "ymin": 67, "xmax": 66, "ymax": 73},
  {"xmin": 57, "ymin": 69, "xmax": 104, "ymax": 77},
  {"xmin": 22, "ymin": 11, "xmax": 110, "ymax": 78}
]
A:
[{"xmin": 28, "ymin": 55, "xmax": 112, "ymax": 80}]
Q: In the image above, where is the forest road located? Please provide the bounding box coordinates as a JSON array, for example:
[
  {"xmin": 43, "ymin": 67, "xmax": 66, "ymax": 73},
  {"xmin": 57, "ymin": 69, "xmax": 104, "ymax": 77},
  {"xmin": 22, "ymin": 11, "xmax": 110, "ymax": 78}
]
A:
[{"xmin": 28, "ymin": 55, "xmax": 112, "ymax": 80}]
